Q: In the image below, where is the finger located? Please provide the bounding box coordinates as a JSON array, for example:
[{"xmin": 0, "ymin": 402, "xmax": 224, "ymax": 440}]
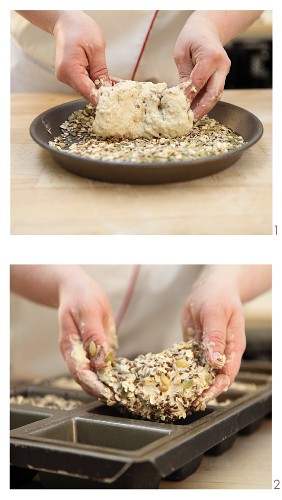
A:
[
  {"xmin": 70, "ymin": 306, "xmax": 117, "ymax": 370},
  {"xmin": 59, "ymin": 324, "xmax": 113, "ymax": 400},
  {"xmin": 183, "ymin": 54, "xmax": 230, "ymax": 116},
  {"xmin": 220, "ymin": 312, "xmax": 246, "ymax": 385},
  {"xmin": 174, "ymin": 50, "xmax": 199, "ymax": 106},
  {"xmin": 71, "ymin": 72, "xmax": 121, "ymax": 105},
  {"xmin": 55, "ymin": 43, "xmax": 110, "ymax": 104},
  {"xmin": 191, "ymin": 69, "xmax": 227, "ymax": 119},
  {"xmin": 181, "ymin": 300, "xmax": 203, "ymax": 341},
  {"xmin": 174, "ymin": 47, "xmax": 194, "ymax": 84},
  {"xmin": 110, "ymin": 76, "xmax": 123, "ymax": 85},
  {"xmin": 75, "ymin": 364, "xmax": 113, "ymax": 401},
  {"xmin": 87, "ymin": 44, "xmax": 110, "ymax": 87},
  {"xmin": 200, "ymin": 373, "xmax": 230, "ymax": 403},
  {"xmin": 179, "ymin": 57, "xmax": 217, "ymax": 106},
  {"xmin": 201, "ymin": 309, "xmax": 246, "ymax": 402},
  {"xmin": 200, "ymin": 303, "xmax": 228, "ymax": 369},
  {"xmin": 183, "ymin": 326, "xmax": 202, "ymax": 342},
  {"xmin": 58, "ymin": 62, "xmax": 100, "ymax": 105}
]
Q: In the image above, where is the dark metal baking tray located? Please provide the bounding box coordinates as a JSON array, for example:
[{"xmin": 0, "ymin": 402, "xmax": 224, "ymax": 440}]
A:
[
  {"xmin": 10, "ymin": 362, "xmax": 271, "ymax": 488},
  {"xmin": 29, "ymin": 99, "xmax": 263, "ymax": 185}
]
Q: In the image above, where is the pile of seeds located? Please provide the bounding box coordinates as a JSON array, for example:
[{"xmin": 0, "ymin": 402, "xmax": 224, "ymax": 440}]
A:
[
  {"xmin": 10, "ymin": 394, "xmax": 84, "ymax": 410},
  {"xmin": 49, "ymin": 103, "xmax": 246, "ymax": 163},
  {"xmin": 50, "ymin": 376, "xmax": 83, "ymax": 391},
  {"xmin": 97, "ymin": 340, "xmax": 217, "ymax": 422}
]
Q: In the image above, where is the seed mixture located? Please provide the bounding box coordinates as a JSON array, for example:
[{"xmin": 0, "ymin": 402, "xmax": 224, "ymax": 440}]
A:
[
  {"xmin": 50, "ymin": 376, "xmax": 83, "ymax": 391},
  {"xmin": 97, "ymin": 340, "xmax": 218, "ymax": 422},
  {"xmin": 10, "ymin": 394, "xmax": 84, "ymax": 410},
  {"xmin": 49, "ymin": 102, "xmax": 246, "ymax": 164}
]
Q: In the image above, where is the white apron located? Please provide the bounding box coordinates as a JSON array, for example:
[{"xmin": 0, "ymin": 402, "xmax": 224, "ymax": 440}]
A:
[
  {"xmin": 10, "ymin": 10, "xmax": 193, "ymax": 92},
  {"xmin": 10, "ymin": 265, "xmax": 202, "ymax": 380}
]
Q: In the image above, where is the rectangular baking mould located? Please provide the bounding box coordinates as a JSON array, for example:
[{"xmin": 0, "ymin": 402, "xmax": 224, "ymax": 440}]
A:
[{"xmin": 10, "ymin": 362, "xmax": 272, "ymax": 488}]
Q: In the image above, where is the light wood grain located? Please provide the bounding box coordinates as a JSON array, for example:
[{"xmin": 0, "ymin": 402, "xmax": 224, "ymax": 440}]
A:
[{"xmin": 11, "ymin": 90, "xmax": 272, "ymax": 235}]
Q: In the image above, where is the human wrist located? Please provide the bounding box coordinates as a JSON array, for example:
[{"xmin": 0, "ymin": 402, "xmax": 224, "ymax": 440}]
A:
[
  {"xmin": 52, "ymin": 10, "xmax": 82, "ymax": 36},
  {"xmin": 194, "ymin": 265, "xmax": 241, "ymax": 299},
  {"xmin": 185, "ymin": 12, "xmax": 222, "ymax": 45},
  {"xmin": 57, "ymin": 266, "xmax": 91, "ymax": 306}
]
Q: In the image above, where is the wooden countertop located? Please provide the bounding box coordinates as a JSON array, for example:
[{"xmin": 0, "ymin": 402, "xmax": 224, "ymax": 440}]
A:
[{"xmin": 11, "ymin": 89, "xmax": 272, "ymax": 235}]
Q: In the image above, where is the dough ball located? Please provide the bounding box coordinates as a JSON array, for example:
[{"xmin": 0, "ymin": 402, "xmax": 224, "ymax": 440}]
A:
[
  {"xmin": 97, "ymin": 340, "xmax": 216, "ymax": 422},
  {"xmin": 92, "ymin": 80, "xmax": 194, "ymax": 139}
]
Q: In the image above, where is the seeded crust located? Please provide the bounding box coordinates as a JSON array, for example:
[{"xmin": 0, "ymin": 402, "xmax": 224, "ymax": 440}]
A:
[
  {"xmin": 92, "ymin": 81, "xmax": 194, "ymax": 139},
  {"xmin": 97, "ymin": 340, "xmax": 216, "ymax": 422}
]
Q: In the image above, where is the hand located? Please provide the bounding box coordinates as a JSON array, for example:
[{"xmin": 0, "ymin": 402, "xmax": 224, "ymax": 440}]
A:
[
  {"xmin": 52, "ymin": 11, "xmax": 120, "ymax": 104},
  {"xmin": 181, "ymin": 267, "xmax": 246, "ymax": 402},
  {"xmin": 58, "ymin": 271, "xmax": 118, "ymax": 400},
  {"xmin": 174, "ymin": 13, "xmax": 231, "ymax": 119}
]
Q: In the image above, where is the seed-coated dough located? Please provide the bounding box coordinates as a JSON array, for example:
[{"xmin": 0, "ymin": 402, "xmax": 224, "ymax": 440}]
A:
[{"xmin": 98, "ymin": 341, "xmax": 216, "ymax": 422}]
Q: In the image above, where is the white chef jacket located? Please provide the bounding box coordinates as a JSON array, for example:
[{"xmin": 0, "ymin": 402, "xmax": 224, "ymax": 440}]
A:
[
  {"xmin": 10, "ymin": 10, "xmax": 193, "ymax": 92},
  {"xmin": 10, "ymin": 265, "xmax": 202, "ymax": 381}
]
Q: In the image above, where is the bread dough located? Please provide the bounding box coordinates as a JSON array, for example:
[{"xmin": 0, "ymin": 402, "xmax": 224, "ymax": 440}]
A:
[
  {"xmin": 97, "ymin": 340, "xmax": 216, "ymax": 422},
  {"xmin": 92, "ymin": 81, "xmax": 194, "ymax": 139}
]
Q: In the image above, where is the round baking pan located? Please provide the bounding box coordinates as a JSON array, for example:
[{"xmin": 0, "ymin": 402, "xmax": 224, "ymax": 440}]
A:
[{"xmin": 30, "ymin": 99, "xmax": 263, "ymax": 185}]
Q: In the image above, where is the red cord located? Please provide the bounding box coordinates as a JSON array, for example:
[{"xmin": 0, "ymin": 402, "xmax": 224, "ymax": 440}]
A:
[
  {"xmin": 131, "ymin": 10, "xmax": 159, "ymax": 80},
  {"xmin": 116, "ymin": 265, "xmax": 141, "ymax": 331}
]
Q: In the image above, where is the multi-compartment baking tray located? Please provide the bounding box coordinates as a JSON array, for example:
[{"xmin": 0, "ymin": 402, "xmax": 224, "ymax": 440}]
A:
[{"xmin": 10, "ymin": 361, "xmax": 272, "ymax": 489}]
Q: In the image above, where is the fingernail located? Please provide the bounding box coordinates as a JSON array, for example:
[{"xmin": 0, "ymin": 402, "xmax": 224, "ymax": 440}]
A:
[
  {"xmin": 89, "ymin": 87, "xmax": 99, "ymax": 104},
  {"xmin": 186, "ymin": 326, "xmax": 196, "ymax": 338}
]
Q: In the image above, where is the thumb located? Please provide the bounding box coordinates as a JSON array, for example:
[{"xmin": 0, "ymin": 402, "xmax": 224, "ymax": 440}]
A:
[
  {"xmin": 88, "ymin": 47, "xmax": 111, "ymax": 88},
  {"xmin": 200, "ymin": 306, "xmax": 227, "ymax": 369},
  {"xmin": 72, "ymin": 308, "xmax": 117, "ymax": 370},
  {"xmin": 174, "ymin": 48, "xmax": 200, "ymax": 104},
  {"xmin": 174, "ymin": 45, "xmax": 194, "ymax": 84},
  {"xmin": 58, "ymin": 311, "xmax": 113, "ymax": 399},
  {"xmin": 87, "ymin": 322, "xmax": 117, "ymax": 371}
]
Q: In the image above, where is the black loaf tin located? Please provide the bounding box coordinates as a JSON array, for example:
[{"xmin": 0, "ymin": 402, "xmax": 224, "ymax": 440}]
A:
[{"xmin": 10, "ymin": 361, "xmax": 272, "ymax": 489}]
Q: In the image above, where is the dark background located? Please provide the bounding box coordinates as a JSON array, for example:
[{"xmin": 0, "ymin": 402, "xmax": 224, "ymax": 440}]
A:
[{"xmin": 225, "ymin": 39, "xmax": 272, "ymax": 89}]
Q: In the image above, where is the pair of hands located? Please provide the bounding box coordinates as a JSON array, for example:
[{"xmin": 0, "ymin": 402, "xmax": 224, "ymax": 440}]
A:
[
  {"xmin": 58, "ymin": 266, "xmax": 246, "ymax": 403},
  {"xmin": 52, "ymin": 11, "xmax": 231, "ymax": 119}
]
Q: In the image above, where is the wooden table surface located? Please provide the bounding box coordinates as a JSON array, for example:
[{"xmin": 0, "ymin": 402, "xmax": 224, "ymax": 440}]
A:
[{"xmin": 11, "ymin": 89, "xmax": 272, "ymax": 235}]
